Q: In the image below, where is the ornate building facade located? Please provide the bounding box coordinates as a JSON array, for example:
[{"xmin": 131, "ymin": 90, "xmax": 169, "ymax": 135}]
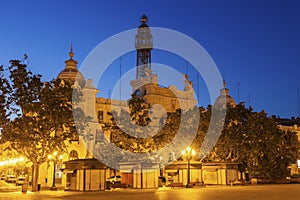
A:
[
  {"xmin": 38, "ymin": 15, "xmax": 198, "ymax": 190},
  {"xmin": 37, "ymin": 15, "xmax": 244, "ymax": 190}
]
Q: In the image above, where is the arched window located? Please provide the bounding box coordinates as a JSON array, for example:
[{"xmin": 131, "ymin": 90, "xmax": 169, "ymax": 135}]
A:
[
  {"xmin": 135, "ymin": 89, "xmax": 140, "ymax": 96},
  {"xmin": 159, "ymin": 117, "xmax": 165, "ymax": 126},
  {"xmin": 69, "ymin": 150, "xmax": 78, "ymax": 160}
]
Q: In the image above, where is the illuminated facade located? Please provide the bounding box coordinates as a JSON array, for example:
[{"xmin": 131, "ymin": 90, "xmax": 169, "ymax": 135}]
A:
[
  {"xmin": 37, "ymin": 15, "xmax": 197, "ymax": 190},
  {"xmin": 1, "ymin": 15, "xmax": 244, "ymax": 190},
  {"xmin": 276, "ymin": 118, "xmax": 300, "ymax": 176}
]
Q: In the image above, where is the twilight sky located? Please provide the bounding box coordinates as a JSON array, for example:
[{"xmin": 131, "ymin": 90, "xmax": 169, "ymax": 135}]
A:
[{"xmin": 0, "ymin": 0, "xmax": 299, "ymax": 118}]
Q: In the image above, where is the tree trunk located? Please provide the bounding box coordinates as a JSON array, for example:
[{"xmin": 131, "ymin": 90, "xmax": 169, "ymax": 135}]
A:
[
  {"xmin": 239, "ymin": 171, "xmax": 244, "ymax": 181},
  {"xmin": 31, "ymin": 162, "xmax": 40, "ymax": 192}
]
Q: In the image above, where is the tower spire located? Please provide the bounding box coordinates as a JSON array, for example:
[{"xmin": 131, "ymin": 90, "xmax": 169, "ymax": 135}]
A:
[
  {"xmin": 130, "ymin": 15, "xmax": 157, "ymax": 93},
  {"xmin": 135, "ymin": 14, "xmax": 153, "ymax": 80},
  {"xmin": 221, "ymin": 80, "xmax": 229, "ymax": 95},
  {"xmin": 69, "ymin": 42, "xmax": 74, "ymax": 59},
  {"xmin": 140, "ymin": 14, "xmax": 148, "ymax": 24},
  {"xmin": 223, "ymin": 79, "xmax": 226, "ymax": 88}
]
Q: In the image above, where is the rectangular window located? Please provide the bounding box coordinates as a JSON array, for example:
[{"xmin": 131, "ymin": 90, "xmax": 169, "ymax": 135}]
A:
[
  {"xmin": 95, "ymin": 129, "xmax": 104, "ymax": 143},
  {"xmin": 98, "ymin": 111, "xmax": 104, "ymax": 122}
]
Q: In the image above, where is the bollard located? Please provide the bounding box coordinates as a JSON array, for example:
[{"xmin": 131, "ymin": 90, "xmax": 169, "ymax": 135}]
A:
[{"xmin": 22, "ymin": 184, "xmax": 27, "ymax": 193}]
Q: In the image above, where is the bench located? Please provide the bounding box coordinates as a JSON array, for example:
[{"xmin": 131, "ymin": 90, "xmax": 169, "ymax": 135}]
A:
[
  {"xmin": 110, "ymin": 183, "xmax": 127, "ymax": 190},
  {"xmin": 171, "ymin": 183, "xmax": 184, "ymax": 188},
  {"xmin": 190, "ymin": 181, "xmax": 205, "ymax": 186},
  {"xmin": 230, "ymin": 180, "xmax": 243, "ymax": 186}
]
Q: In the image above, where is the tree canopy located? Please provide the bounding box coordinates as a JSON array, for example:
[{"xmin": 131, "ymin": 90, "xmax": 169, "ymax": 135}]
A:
[
  {"xmin": 204, "ymin": 103, "xmax": 299, "ymax": 180},
  {"xmin": 105, "ymin": 99, "xmax": 299, "ymax": 180},
  {"xmin": 0, "ymin": 59, "xmax": 88, "ymax": 191}
]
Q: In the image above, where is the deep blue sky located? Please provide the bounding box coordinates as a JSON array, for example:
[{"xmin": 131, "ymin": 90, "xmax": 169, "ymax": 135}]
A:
[{"xmin": 0, "ymin": 0, "xmax": 299, "ymax": 118}]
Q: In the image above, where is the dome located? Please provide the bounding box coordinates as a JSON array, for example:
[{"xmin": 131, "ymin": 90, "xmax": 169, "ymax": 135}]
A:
[
  {"xmin": 214, "ymin": 93, "xmax": 236, "ymax": 108},
  {"xmin": 57, "ymin": 63, "xmax": 85, "ymax": 87},
  {"xmin": 214, "ymin": 81, "xmax": 236, "ymax": 109},
  {"xmin": 57, "ymin": 47, "xmax": 85, "ymax": 87}
]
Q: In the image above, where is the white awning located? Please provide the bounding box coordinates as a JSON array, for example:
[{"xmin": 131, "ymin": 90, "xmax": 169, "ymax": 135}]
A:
[{"xmin": 63, "ymin": 170, "xmax": 74, "ymax": 173}]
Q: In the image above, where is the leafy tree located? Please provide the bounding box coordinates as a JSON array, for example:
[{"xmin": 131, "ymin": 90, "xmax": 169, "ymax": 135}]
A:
[
  {"xmin": 190, "ymin": 106, "xmax": 210, "ymax": 160},
  {"xmin": 4, "ymin": 60, "xmax": 88, "ymax": 191},
  {"xmin": 0, "ymin": 65, "xmax": 11, "ymax": 143},
  {"xmin": 102, "ymin": 93, "xmax": 298, "ymax": 181},
  {"xmin": 0, "ymin": 143, "xmax": 24, "ymax": 175},
  {"xmin": 204, "ymin": 103, "xmax": 299, "ymax": 180},
  {"xmin": 128, "ymin": 94, "xmax": 151, "ymax": 126},
  {"xmin": 107, "ymin": 95, "xmax": 157, "ymax": 152},
  {"xmin": 107, "ymin": 95, "xmax": 200, "ymax": 164},
  {"xmin": 206, "ymin": 104, "xmax": 252, "ymax": 167},
  {"xmin": 244, "ymin": 112, "xmax": 298, "ymax": 180}
]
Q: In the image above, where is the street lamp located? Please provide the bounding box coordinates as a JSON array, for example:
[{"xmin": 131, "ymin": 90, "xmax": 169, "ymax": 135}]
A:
[
  {"xmin": 48, "ymin": 152, "xmax": 63, "ymax": 191},
  {"xmin": 0, "ymin": 127, "xmax": 2, "ymax": 140},
  {"xmin": 182, "ymin": 147, "xmax": 196, "ymax": 188}
]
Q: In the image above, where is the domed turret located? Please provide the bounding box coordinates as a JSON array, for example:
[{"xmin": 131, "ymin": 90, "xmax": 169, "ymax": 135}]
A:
[
  {"xmin": 214, "ymin": 80, "xmax": 236, "ymax": 109},
  {"xmin": 57, "ymin": 45, "xmax": 85, "ymax": 87}
]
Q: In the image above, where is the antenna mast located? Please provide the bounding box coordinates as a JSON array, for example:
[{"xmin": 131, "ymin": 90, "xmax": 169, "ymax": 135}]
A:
[
  {"xmin": 297, "ymin": 89, "xmax": 300, "ymax": 117},
  {"xmin": 248, "ymin": 90, "xmax": 251, "ymax": 107},
  {"xmin": 119, "ymin": 57, "xmax": 122, "ymax": 101},
  {"xmin": 237, "ymin": 82, "xmax": 240, "ymax": 103},
  {"xmin": 197, "ymin": 71, "xmax": 199, "ymax": 106}
]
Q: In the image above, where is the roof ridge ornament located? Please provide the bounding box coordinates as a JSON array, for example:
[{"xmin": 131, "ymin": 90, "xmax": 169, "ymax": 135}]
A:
[
  {"xmin": 223, "ymin": 79, "xmax": 226, "ymax": 88},
  {"xmin": 69, "ymin": 42, "xmax": 74, "ymax": 59},
  {"xmin": 140, "ymin": 14, "xmax": 148, "ymax": 24}
]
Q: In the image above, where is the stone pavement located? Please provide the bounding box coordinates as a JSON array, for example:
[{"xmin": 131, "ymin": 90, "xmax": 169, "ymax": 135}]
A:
[{"xmin": 0, "ymin": 184, "xmax": 299, "ymax": 200}]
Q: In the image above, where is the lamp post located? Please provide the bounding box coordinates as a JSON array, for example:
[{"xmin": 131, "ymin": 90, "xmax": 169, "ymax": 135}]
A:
[
  {"xmin": 0, "ymin": 127, "xmax": 2, "ymax": 140},
  {"xmin": 182, "ymin": 147, "xmax": 195, "ymax": 188},
  {"xmin": 48, "ymin": 152, "xmax": 63, "ymax": 191}
]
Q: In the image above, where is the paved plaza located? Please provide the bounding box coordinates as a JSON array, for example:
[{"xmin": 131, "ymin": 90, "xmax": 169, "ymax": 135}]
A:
[{"xmin": 0, "ymin": 184, "xmax": 300, "ymax": 200}]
